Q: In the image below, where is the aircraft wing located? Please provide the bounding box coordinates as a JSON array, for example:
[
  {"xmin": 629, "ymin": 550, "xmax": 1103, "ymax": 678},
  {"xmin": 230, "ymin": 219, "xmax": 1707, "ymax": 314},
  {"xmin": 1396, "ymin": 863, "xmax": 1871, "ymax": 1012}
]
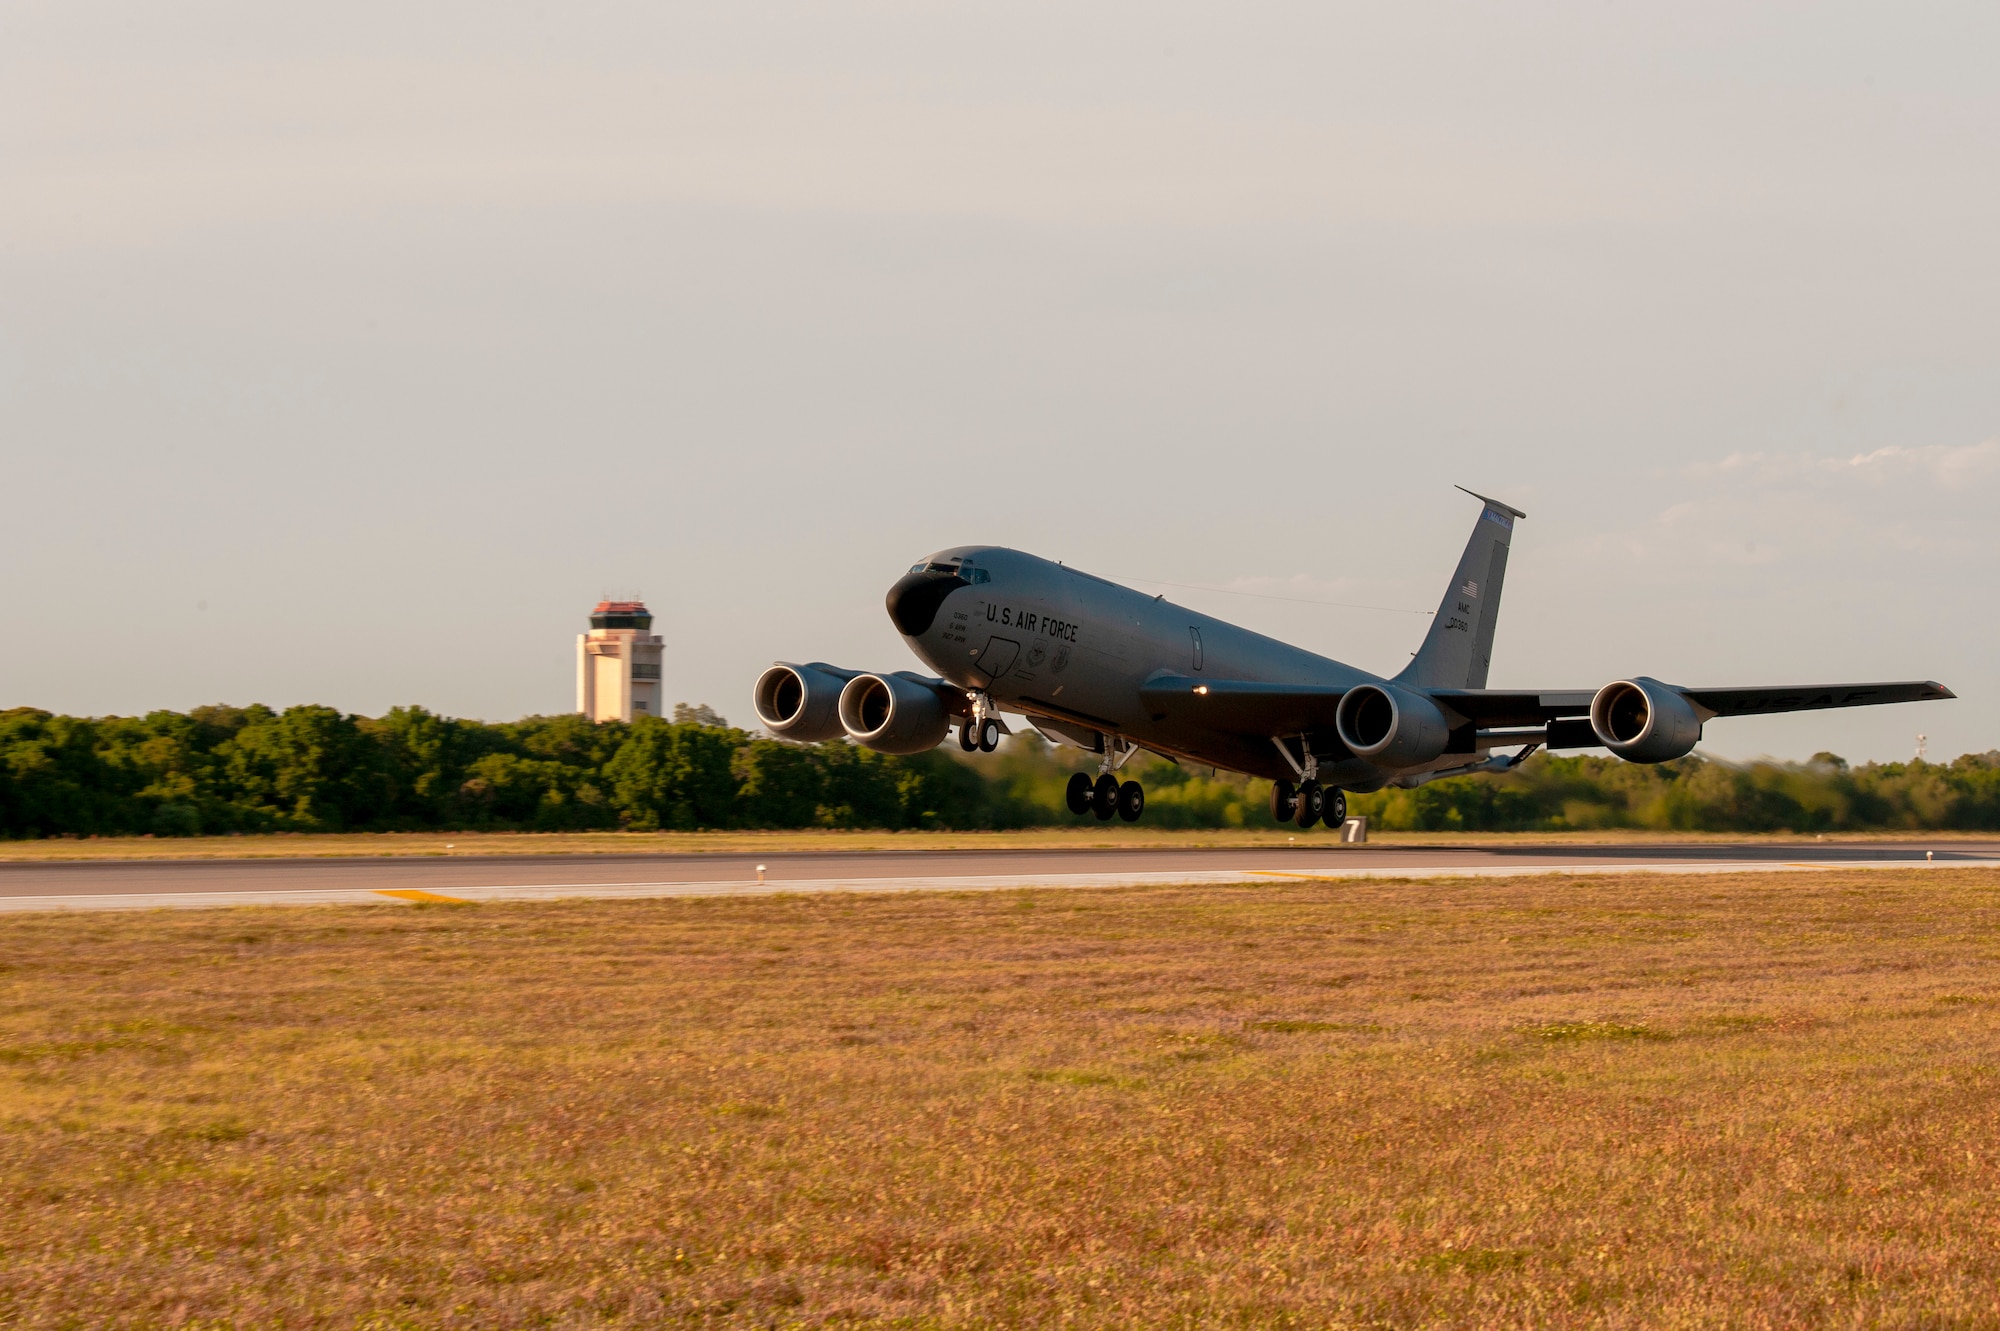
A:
[
  {"xmin": 1431, "ymin": 681, "xmax": 1953, "ymax": 725},
  {"xmin": 1139, "ymin": 675, "xmax": 1954, "ymax": 751},
  {"xmin": 1137, "ymin": 675, "xmax": 1346, "ymax": 734},
  {"xmin": 1425, "ymin": 689, "xmax": 1594, "ymax": 728},
  {"xmin": 1431, "ymin": 680, "xmax": 1954, "ymax": 748},
  {"xmin": 1674, "ymin": 681, "xmax": 1956, "ymax": 717}
]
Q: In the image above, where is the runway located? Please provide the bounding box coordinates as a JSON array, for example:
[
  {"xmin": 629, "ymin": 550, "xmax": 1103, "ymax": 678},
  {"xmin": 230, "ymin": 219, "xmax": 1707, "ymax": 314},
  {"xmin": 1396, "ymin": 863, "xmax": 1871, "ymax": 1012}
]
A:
[{"xmin": 0, "ymin": 840, "xmax": 1994, "ymax": 912}]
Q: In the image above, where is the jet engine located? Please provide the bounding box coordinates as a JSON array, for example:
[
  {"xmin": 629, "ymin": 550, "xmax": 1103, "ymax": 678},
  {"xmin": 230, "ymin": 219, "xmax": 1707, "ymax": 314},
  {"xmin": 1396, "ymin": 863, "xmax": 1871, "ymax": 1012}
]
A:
[
  {"xmin": 838, "ymin": 672, "xmax": 952, "ymax": 755},
  {"xmin": 1335, "ymin": 683, "xmax": 1450, "ymax": 768},
  {"xmin": 753, "ymin": 662, "xmax": 855, "ymax": 743},
  {"xmin": 1589, "ymin": 677, "xmax": 1702, "ymax": 763}
]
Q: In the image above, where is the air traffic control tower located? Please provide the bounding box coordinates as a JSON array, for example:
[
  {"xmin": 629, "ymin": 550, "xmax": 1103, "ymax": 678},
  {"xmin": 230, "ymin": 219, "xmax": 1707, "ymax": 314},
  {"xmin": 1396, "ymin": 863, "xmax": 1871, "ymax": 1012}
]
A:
[{"xmin": 577, "ymin": 600, "xmax": 664, "ymax": 723}]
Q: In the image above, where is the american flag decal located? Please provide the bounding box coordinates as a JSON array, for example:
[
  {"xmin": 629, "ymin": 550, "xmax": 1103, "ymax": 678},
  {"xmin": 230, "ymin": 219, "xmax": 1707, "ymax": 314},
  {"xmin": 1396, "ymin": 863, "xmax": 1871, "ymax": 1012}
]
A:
[{"xmin": 1461, "ymin": 580, "xmax": 1478, "ymax": 597}]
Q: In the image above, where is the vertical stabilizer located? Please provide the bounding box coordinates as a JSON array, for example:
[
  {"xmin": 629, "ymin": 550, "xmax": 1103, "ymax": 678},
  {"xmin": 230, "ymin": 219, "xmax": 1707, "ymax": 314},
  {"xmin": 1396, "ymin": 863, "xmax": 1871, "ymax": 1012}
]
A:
[{"xmin": 1395, "ymin": 489, "xmax": 1525, "ymax": 691}]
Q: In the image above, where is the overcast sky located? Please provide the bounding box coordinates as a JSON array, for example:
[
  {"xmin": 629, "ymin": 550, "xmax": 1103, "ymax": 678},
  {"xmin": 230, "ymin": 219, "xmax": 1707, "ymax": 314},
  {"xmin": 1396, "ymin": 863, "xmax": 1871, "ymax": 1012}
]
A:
[{"xmin": 3, "ymin": 1, "xmax": 1995, "ymax": 763}]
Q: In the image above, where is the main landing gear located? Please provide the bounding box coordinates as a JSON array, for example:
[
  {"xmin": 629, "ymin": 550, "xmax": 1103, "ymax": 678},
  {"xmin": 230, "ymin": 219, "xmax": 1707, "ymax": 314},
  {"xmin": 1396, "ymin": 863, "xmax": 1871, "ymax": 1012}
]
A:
[
  {"xmin": 1270, "ymin": 778, "xmax": 1347, "ymax": 829},
  {"xmin": 1268, "ymin": 737, "xmax": 1346, "ymax": 830},
  {"xmin": 1065, "ymin": 735, "xmax": 1145, "ymax": 823},
  {"xmin": 1067, "ymin": 772, "xmax": 1144, "ymax": 822}
]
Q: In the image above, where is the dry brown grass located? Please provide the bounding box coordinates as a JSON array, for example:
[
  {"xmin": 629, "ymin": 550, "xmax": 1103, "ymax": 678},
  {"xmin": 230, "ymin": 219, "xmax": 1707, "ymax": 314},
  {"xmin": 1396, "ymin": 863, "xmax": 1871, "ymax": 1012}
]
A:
[
  {"xmin": 5, "ymin": 870, "xmax": 2000, "ymax": 1327},
  {"xmin": 1, "ymin": 826, "xmax": 1980, "ymax": 862}
]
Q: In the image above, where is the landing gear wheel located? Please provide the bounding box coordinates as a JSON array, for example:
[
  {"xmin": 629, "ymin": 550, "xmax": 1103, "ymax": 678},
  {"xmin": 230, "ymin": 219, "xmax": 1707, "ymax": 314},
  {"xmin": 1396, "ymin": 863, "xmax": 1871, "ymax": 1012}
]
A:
[
  {"xmin": 977, "ymin": 718, "xmax": 1001, "ymax": 752},
  {"xmin": 959, "ymin": 721, "xmax": 980, "ymax": 752},
  {"xmin": 1325, "ymin": 788, "xmax": 1347, "ymax": 827},
  {"xmin": 1117, "ymin": 780, "xmax": 1145, "ymax": 823},
  {"xmin": 1295, "ymin": 779, "xmax": 1323, "ymax": 830},
  {"xmin": 1065, "ymin": 772, "xmax": 1094, "ymax": 816},
  {"xmin": 1092, "ymin": 773, "xmax": 1120, "ymax": 821},
  {"xmin": 1270, "ymin": 778, "xmax": 1297, "ymax": 824}
]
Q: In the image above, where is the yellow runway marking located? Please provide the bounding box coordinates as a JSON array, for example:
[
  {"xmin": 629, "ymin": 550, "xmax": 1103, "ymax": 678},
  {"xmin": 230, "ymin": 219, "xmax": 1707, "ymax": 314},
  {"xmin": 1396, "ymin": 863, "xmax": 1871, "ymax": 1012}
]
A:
[{"xmin": 373, "ymin": 889, "xmax": 470, "ymax": 903}]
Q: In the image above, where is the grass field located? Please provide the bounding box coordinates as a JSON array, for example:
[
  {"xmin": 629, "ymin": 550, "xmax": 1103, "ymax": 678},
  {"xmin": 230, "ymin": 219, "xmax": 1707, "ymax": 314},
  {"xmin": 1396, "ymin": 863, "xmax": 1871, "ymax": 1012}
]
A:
[
  {"xmin": 4, "ymin": 870, "xmax": 2000, "ymax": 1327},
  {"xmin": 0, "ymin": 825, "xmax": 1982, "ymax": 862}
]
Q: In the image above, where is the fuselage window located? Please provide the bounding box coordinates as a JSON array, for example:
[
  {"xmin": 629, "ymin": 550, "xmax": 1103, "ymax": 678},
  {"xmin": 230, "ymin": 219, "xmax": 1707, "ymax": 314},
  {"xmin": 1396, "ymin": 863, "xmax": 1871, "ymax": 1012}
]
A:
[{"xmin": 1190, "ymin": 627, "xmax": 1204, "ymax": 671}]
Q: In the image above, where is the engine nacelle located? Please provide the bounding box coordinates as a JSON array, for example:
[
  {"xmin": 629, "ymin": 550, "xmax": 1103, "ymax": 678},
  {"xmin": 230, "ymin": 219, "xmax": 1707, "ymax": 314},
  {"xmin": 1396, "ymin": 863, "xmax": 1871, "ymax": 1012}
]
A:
[
  {"xmin": 1335, "ymin": 683, "xmax": 1450, "ymax": 768},
  {"xmin": 752, "ymin": 662, "xmax": 853, "ymax": 742},
  {"xmin": 1590, "ymin": 676, "xmax": 1702, "ymax": 763},
  {"xmin": 838, "ymin": 672, "xmax": 951, "ymax": 755}
]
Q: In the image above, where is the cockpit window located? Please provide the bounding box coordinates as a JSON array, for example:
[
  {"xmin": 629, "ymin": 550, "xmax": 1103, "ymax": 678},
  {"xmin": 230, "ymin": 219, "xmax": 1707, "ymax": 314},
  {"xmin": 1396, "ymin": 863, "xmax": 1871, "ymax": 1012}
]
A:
[{"xmin": 910, "ymin": 558, "xmax": 988, "ymax": 584}]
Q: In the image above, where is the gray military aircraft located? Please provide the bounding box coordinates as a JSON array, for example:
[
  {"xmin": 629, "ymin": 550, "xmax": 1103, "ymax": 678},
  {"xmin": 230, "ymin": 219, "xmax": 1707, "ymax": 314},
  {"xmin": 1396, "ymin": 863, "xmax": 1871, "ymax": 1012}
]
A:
[{"xmin": 753, "ymin": 490, "xmax": 1954, "ymax": 826}]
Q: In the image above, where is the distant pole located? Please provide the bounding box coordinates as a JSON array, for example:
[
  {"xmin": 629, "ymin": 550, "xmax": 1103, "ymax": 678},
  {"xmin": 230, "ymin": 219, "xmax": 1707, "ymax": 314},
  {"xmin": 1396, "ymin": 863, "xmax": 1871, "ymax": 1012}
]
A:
[{"xmin": 1915, "ymin": 734, "xmax": 1928, "ymax": 763}]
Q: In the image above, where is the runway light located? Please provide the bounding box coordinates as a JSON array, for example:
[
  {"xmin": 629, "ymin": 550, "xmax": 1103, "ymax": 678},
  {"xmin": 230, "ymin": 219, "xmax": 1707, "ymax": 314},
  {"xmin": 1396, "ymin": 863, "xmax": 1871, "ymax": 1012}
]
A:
[
  {"xmin": 1193, "ymin": 685, "xmax": 1209, "ymax": 695},
  {"xmin": 757, "ymin": 864, "xmax": 767, "ymax": 883}
]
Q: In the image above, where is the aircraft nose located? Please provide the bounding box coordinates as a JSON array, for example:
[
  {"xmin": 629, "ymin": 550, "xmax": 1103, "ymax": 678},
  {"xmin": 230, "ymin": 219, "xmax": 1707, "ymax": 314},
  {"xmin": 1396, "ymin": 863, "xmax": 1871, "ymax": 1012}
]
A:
[{"xmin": 886, "ymin": 567, "xmax": 968, "ymax": 636}]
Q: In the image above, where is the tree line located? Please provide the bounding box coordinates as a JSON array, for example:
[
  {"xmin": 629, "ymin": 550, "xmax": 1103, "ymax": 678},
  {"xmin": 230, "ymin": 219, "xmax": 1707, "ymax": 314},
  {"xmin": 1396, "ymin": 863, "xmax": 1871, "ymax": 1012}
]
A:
[
  {"xmin": 0, "ymin": 704, "xmax": 998, "ymax": 838},
  {"xmin": 2, "ymin": 702, "xmax": 1996, "ymax": 837}
]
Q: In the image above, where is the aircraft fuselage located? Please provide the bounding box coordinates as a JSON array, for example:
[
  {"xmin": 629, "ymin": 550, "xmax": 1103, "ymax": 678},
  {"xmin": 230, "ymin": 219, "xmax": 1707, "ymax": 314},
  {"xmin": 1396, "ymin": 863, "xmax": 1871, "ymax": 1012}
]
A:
[{"xmin": 895, "ymin": 545, "xmax": 1382, "ymax": 784}]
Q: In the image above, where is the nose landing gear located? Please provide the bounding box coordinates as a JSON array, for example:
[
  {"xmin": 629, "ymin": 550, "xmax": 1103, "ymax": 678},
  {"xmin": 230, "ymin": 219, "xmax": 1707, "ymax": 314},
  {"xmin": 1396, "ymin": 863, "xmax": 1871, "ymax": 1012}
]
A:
[{"xmin": 958, "ymin": 695, "xmax": 1002, "ymax": 752}]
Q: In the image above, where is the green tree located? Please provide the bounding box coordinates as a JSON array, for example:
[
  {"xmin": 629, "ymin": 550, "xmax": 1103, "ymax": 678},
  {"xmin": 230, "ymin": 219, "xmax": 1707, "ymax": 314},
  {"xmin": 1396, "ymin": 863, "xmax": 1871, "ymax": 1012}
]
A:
[
  {"xmin": 0, "ymin": 710, "xmax": 127, "ymax": 837},
  {"xmin": 604, "ymin": 717, "xmax": 743, "ymax": 830},
  {"xmin": 214, "ymin": 706, "xmax": 390, "ymax": 830},
  {"xmin": 733, "ymin": 738, "xmax": 824, "ymax": 828}
]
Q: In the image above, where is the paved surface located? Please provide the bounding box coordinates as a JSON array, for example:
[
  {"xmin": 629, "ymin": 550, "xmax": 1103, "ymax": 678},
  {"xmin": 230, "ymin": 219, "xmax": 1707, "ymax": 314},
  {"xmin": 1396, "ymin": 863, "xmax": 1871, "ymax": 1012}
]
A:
[{"xmin": 0, "ymin": 841, "xmax": 1994, "ymax": 912}]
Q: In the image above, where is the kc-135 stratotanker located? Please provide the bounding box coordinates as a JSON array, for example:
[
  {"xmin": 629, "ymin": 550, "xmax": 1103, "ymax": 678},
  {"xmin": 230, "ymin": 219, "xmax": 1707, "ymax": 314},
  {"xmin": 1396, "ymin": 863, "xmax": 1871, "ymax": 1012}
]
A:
[{"xmin": 753, "ymin": 490, "xmax": 1954, "ymax": 827}]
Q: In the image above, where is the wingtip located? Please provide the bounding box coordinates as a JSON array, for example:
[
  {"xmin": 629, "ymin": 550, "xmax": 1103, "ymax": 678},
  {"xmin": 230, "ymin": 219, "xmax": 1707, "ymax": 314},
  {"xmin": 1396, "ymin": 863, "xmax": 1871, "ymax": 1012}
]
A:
[{"xmin": 1931, "ymin": 682, "xmax": 1957, "ymax": 700}]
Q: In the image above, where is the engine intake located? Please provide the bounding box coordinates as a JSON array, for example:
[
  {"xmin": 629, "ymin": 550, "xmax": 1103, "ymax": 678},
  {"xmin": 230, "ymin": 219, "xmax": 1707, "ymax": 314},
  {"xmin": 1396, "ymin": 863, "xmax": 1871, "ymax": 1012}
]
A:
[
  {"xmin": 1589, "ymin": 677, "xmax": 1702, "ymax": 763},
  {"xmin": 838, "ymin": 672, "xmax": 951, "ymax": 754},
  {"xmin": 1335, "ymin": 683, "xmax": 1449, "ymax": 769},
  {"xmin": 752, "ymin": 662, "xmax": 852, "ymax": 743}
]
